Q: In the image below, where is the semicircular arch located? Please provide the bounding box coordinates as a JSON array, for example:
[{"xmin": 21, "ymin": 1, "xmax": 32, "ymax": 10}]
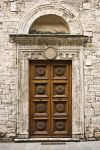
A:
[{"xmin": 19, "ymin": 4, "xmax": 82, "ymax": 35}]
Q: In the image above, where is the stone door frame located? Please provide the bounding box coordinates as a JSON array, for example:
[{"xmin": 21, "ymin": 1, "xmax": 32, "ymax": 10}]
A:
[{"xmin": 15, "ymin": 42, "xmax": 85, "ymax": 139}]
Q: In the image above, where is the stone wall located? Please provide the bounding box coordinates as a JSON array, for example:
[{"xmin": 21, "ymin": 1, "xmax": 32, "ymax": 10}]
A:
[{"xmin": 0, "ymin": 0, "xmax": 100, "ymax": 140}]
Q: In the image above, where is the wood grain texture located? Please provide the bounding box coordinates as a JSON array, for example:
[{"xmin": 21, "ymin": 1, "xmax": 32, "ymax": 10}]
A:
[{"xmin": 29, "ymin": 60, "xmax": 72, "ymax": 137}]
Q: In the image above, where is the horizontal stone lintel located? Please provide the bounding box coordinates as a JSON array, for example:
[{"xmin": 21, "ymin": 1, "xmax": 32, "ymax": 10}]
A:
[{"xmin": 9, "ymin": 34, "xmax": 90, "ymax": 46}]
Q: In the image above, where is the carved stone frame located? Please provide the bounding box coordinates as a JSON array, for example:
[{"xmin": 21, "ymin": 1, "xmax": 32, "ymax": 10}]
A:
[{"xmin": 15, "ymin": 40, "xmax": 86, "ymax": 139}]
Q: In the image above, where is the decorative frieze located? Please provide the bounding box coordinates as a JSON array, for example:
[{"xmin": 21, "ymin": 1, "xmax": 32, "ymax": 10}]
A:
[{"xmin": 18, "ymin": 47, "xmax": 80, "ymax": 60}]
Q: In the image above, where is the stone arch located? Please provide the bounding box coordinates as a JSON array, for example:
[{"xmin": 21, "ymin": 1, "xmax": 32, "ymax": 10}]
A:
[{"xmin": 19, "ymin": 4, "xmax": 82, "ymax": 35}]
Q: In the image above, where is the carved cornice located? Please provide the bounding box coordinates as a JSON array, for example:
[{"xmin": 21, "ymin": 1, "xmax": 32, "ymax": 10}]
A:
[{"xmin": 10, "ymin": 34, "xmax": 90, "ymax": 46}]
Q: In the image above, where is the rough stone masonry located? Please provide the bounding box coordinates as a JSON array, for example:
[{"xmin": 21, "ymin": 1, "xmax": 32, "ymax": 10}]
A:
[{"xmin": 0, "ymin": 0, "xmax": 100, "ymax": 141}]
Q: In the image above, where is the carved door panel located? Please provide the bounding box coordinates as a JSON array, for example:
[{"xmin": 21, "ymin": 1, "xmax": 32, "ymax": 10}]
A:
[{"xmin": 29, "ymin": 60, "xmax": 72, "ymax": 137}]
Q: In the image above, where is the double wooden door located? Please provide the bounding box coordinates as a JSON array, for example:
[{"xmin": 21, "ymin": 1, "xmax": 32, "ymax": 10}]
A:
[{"xmin": 29, "ymin": 60, "xmax": 72, "ymax": 137}]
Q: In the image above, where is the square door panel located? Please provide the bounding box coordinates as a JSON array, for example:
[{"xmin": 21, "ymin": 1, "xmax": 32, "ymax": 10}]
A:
[
  {"xmin": 53, "ymin": 83, "xmax": 68, "ymax": 97},
  {"xmin": 33, "ymin": 101, "xmax": 48, "ymax": 115},
  {"xmin": 33, "ymin": 119, "xmax": 49, "ymax": 134},
  {"xmin": 34, "ymin": 65, "xmax": 48, "ymax": 79},
  {"xmin": 53, "ymin": 65, "xmax": 67, "ymax": 78},
  {"xmin": 53, "ymin": 101, "xmax": 68, "ymax": 115},
  {"xmin": 52, "ymin": 119, "xmax": 68, "ymax": 134},
  {"xmin": 34, "ymin": 83, "xmax": 48, "ymax": 97}
]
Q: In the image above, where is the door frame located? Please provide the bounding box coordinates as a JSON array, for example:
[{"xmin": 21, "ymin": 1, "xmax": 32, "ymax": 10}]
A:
[{"xmin": 16, "ymin": 45, "xmax": 85, "ymax": 139}]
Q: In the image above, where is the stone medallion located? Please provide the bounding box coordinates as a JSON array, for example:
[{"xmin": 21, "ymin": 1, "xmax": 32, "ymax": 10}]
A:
[{"xmin": 44, "ymin": 47, "xmax": 57, "ymax": 59}]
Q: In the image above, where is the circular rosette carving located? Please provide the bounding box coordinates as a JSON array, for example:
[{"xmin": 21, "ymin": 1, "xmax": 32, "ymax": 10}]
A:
[
  {"xmin": 55, "ymin": 68, "xmax": 64, "ymax": 76},
  {"xmin": 56, "ymin": 121, "xmax": 65, "ymax": 131},
  {"xmin": 37, "ymin": 85, "xmax": 45, "ymax": 95},
  {"xmin": 56, "ymin": 103, "xmax": 64, "ymax": 113},
  {"xmin": 37, "ymin": 67, "xmax": 45, "ymax": 76},
  {"xmin": 36, "ymin": 103, "xmax": 46, "ymax": 113},
  {"xmin": 44, "ymin": 47, "xmax": 57, "ymax": 59},
  {"xmin": 37, "ymin": 121, "xmax": 46, "ymax": 131},
  {"xmin": 55, "ymin": 85, "xmax": 64, "ymax": 95}
]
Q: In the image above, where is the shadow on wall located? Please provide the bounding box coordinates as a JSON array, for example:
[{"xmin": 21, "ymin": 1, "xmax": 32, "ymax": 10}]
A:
[{"xmin": 29, "ymin": 14, "xmax": 70, "ymax": 34}]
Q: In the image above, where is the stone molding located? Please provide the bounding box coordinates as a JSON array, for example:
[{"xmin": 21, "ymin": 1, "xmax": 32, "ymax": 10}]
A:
[
  {"xmin": 10, "ymin": 34, "xmax": 89, "ymax": 46},
  {"xmin": 19, "ymin": 46, "xmax": 80, "ymax": 60},
  {"xmin": 16, "ymin": 43, "xmax": 85, "ymax": 138}
]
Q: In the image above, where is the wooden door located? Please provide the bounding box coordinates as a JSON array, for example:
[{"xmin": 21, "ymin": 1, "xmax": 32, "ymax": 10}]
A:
[{"xmin": 29, "ymin": 60, "xmax": 72, "ymax": 137}]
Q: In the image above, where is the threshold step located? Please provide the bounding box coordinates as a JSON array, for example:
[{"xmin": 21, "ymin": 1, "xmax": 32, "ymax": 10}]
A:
[{"xmin": 14, "ymin": 138, "xmax": 80, "ymax": 143}]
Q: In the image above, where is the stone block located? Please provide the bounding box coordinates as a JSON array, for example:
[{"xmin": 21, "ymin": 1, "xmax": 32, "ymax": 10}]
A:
[
  {"xmin": 0, "ymin": 12, "xmax": 4, "ymax": 17},
  {"xmin": 95, "ymin": 9, "xmax": 100, "ymax": 16},
  {"xmin": 95, "ymin": 96, "xmax": 100, "ymax": 102},
  {"xmin": 83, "ymin": 2, "xmax": 91, "ymax": 10},
  {"xmin": 85, "ymin": 59, "xmax": 92, "ymax": 66},
  {"xmin": 85, "ymin": 108, "xmax": 94, "ymax": 116},
  {"xmin": 84, "ymin": 31, "xmax": 93, "ymax": 37},
  {"xmin": 94, "ymin": 109, "xmax": 100, "ymax": 116},
  {"xmin": 10, "ymin": 1, "xmax": 17, "ymax": 12}
]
